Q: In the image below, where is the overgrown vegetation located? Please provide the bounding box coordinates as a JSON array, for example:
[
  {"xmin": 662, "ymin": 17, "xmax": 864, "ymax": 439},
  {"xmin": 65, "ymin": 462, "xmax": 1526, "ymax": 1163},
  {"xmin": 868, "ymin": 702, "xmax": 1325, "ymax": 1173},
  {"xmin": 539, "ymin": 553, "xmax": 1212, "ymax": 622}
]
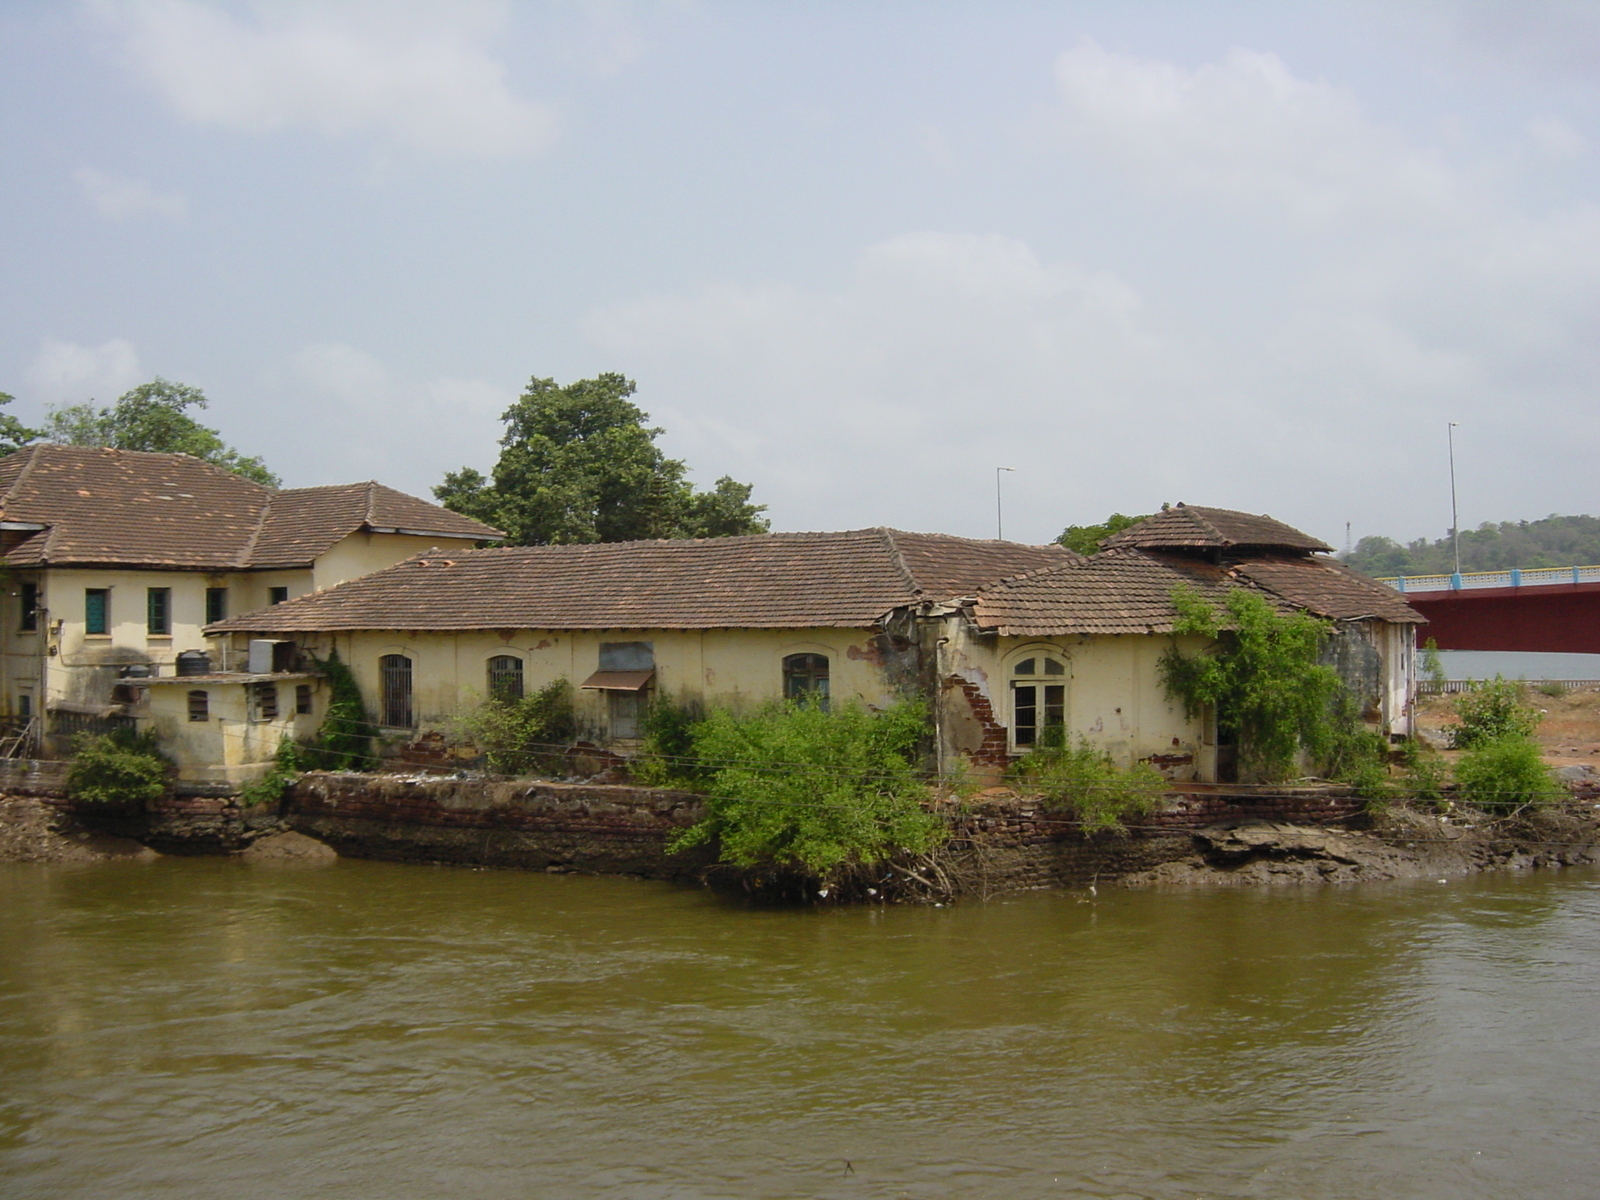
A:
[
  {"xmin": 451, "ymin": 679, "xmax": 576, "ymax": 775},
  {"xmin": 1451, "ymin": 676, "xmax": 1541, "ymax": 749},
  {"xmin": 238, "ymin": 737, "xmax": 304, "ymax": 807},
  {"xmin": 670, "ymin": 699, "xmax": 944, "ymax": 882},
  {"xmin": 1009, "ymin": 736, "xmax": 1165, "ymax": 833},
  {"xmin": 65, "ymin": 728, "xmax": 170, "ymax": 808},
  {"xmin": 301, "ymin": 649, "xmax": 377, "ymax": 771},
  {"xmin": 1159, "ymin": 586, "xmax": 1347, "ymax": 783},
  {"xmin": 631, "ymin": 691, "xmax": 710, "ymax": 788},
  {"xmin": 1454, "ymin": 737, "xmax": 1562, "ymax": 812}
]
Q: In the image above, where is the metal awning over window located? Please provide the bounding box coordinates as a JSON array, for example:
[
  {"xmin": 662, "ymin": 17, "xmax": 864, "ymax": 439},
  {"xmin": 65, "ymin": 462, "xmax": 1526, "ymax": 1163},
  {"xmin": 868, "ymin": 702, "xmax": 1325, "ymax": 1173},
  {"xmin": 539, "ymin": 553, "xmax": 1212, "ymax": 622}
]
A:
[{"xmin": 579, "ymin": 669, "xmax": 655, "ymax": 691}]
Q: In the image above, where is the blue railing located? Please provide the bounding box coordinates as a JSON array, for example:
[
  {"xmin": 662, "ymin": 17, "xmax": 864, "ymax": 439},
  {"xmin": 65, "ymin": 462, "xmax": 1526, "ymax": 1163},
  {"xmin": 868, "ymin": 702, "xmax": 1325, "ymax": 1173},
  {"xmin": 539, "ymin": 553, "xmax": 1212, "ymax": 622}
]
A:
[{"xmin": 1379, "ymin": 565, "xmax": 1600, "ymax": 594}]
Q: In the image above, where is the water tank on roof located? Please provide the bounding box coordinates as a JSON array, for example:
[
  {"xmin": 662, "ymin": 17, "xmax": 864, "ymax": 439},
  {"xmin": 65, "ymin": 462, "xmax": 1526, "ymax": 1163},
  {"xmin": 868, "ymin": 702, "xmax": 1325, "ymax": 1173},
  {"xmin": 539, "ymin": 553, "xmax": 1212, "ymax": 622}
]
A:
[{"xmin": 176, "ymin": 650, "xmax": 211, "ymax": 677}]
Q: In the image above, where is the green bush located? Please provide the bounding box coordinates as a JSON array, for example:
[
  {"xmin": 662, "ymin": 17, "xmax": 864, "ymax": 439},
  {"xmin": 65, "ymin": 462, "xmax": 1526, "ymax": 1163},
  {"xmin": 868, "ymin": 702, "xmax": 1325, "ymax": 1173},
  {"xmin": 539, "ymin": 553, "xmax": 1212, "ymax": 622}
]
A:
[
  {"xmin": 671, "ymin": 699, "xmax": 944, "ymax": 881},
  {"xmin": 1160, "ymin": 586, "xmax": 1345, "ymax": 783},
  {"xmin": 302, "ymin": 649, "xmax": 377, "ymax": 771},
  {"xmin": 452, "ymin": 678, "xmax": 576, "ymax": 776},
  {"xmin": 1454, "ymin": 736, "xmax": 1562, "ymax": 812},
  {"xmin": 1452, "ymin": 676, "xmax": 1540, "ymax": 749},
  {"xmin": 1397, "ymin": 737, "xmax": 1447, "ymax": 806},
  {"xmin": 1010, "ymin": 738, "xmax": 1166, "ymax": 833},
  {"xmin": 238, "ymin": 737, "xmax": 304, "ymax": 807},
  {"xmin": 66, "ymin": 728, "xmax": 169, "ymax": 808},
  {"xmin": 631, "ymin": 691, "xmax": 709, "ymax": 788}
]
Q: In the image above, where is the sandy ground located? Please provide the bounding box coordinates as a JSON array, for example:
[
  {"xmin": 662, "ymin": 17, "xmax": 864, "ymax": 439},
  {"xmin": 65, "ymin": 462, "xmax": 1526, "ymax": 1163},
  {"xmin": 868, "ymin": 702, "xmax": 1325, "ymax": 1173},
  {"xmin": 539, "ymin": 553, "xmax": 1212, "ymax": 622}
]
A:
[{"xmin": 1414, "ymin": 685, "xmax": 1600, "ymax": 771}]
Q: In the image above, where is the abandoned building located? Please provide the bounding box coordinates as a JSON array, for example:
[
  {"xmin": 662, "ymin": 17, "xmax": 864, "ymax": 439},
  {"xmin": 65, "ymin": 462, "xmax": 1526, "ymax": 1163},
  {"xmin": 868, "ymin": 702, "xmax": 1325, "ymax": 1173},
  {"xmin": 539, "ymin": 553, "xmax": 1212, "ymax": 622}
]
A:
[
  {"xmin": 205, "ymin": 507, "xmax": 1423, "ymax": 784},
  {"xmin": 0, "ymin": 444, "xmax": 502, "ymax": 767}
]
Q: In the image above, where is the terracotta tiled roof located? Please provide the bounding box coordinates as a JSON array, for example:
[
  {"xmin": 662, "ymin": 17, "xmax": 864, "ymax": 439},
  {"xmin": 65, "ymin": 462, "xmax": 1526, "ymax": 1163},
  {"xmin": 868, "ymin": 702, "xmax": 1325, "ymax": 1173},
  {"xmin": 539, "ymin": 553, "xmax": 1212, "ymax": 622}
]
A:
[
  {"xmin": 0, "ymin": 446, "xmax": 272, "ymax": 568},
  {"xmin": 1233, "ymin": 556, "xmax": 1424, "ymax": 624},
  {"xmin": 973, "ymin": 548, "xmax": 1422, "ymax": 636},
  {"xmin": 209, "ymin": 529, "xmax": 1079, "ymax": 633},
  {"xmin": 0, "ymin": 445, "xmax": 501, "ymax": 569},
  {"xmin": 1101, "ymin": 504, "xmax": 1332, "ymax": 553},
  {"xmin": 250, "ymin": 481, "xmax": 503, "ymax": 567}
]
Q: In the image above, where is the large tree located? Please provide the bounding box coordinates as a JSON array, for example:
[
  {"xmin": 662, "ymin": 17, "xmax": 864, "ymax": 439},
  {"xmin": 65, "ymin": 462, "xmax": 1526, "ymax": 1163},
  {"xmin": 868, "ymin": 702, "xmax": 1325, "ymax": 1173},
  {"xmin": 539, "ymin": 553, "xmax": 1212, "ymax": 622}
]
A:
[
  {"xmin": 44, "ymin": 377, "xmax": 279, "ymax": 486},
  {"xmin": 436, "ymin": 373, "xmax": 768, "ymax": 545}
]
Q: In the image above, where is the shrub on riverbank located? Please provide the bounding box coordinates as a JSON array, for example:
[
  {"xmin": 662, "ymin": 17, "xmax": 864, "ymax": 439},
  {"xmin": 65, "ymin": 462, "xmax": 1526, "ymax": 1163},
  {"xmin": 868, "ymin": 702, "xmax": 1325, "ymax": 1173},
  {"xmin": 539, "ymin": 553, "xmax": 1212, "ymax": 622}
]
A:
[
  {"xmin": 1451, "ymin": 677, "xmax": 1540, "ymax": 749},
  {"xmin": 670, "ymin": 698, "xmax": 944, "ymax": 880},
  {"xmin": 1454, "ymin": 736, "xmax": 1563, "ymax": 812},
  {"xmin": 452, "ymin": 679, "xmax": 576, "ymax": 775},
  {"xmin": 1010, "ymin": 738, "xmax": 1165, "ymax": 833},
  {"xmin": 66, "ymin": 729, "xmax": 170, "ymax": 808}
]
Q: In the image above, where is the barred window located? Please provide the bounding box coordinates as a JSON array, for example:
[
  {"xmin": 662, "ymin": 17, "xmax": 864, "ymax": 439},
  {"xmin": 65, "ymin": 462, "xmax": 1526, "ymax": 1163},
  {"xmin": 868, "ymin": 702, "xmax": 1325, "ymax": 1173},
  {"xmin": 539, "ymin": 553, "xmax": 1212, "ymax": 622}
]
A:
[
  {"xmin": 380, "ymin": 655, "xmax": 413, "ymax": 728},
  {"xmin": 296, "ymin": 684, "xmax": 313, "ymax": 715},
  {"xmin": 487, "ymin": 655, "xmax": 524, "ymax": 701},
  {"xmin": 188, "ymin": 690, "xmax": 209, "ymax": 722}
]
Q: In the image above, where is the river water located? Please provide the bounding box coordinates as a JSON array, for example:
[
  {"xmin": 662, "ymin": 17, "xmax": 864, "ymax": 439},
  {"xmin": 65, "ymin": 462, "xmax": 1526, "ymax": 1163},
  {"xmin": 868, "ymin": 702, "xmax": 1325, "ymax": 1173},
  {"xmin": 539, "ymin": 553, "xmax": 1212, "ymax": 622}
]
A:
[{"xmin": 3, "ymin": 859, "xmax": 1599, "ymax": 1200}]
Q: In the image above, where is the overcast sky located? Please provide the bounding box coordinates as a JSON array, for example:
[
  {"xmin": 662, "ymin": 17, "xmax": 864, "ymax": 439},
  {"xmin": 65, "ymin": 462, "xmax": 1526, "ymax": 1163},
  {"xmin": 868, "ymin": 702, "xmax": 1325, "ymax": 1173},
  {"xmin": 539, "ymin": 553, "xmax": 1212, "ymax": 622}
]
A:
[{"xmin": 2, "ymin": 1, "xmax": 1597, "ymax": 548}]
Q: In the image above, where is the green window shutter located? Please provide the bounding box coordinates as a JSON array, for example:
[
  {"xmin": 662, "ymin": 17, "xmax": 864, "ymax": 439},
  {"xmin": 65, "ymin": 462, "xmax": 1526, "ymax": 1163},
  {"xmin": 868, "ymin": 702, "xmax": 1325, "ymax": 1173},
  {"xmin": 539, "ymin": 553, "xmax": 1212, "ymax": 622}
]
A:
[
  {"xmin": 147, "ymin": 588, "xmax": 171, "ymax": 635},
  {"xmin": 85, "ymin": 589, "xmax": 108, "ymax": 635}
]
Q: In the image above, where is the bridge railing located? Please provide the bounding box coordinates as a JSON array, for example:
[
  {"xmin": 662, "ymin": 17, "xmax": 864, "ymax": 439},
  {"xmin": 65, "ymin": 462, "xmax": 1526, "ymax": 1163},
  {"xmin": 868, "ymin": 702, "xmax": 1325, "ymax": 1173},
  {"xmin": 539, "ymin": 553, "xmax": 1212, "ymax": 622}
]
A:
[{"xmin": 1378, "ymin": 565, "xmax": 1600, "ymax": 594}]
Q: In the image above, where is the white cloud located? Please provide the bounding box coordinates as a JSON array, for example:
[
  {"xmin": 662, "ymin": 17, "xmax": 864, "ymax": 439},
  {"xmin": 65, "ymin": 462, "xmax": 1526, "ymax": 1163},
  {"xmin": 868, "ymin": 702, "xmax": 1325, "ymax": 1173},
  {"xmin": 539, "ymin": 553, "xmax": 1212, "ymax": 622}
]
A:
[
  {"xmin": 1528, "ymin": 116, "xmax": 1588, "ymax": 158},
  {"xmin": 25, "ymin": 339, "xmax": 143, "ymax": 404},
  {"xmin": 1050, "ymin": 39, "xmax": 1461, "ymax": 224},
  {"xmin": 74, "ymin": 165, "xmax": 187, "ymax": 219},
  {"xmin": 93, "ymin": 0, "xmax": 558, "ymax": 159},
  {"xmin": 283, "ymin": 343, "xmax": 511, "ymax": 492}
]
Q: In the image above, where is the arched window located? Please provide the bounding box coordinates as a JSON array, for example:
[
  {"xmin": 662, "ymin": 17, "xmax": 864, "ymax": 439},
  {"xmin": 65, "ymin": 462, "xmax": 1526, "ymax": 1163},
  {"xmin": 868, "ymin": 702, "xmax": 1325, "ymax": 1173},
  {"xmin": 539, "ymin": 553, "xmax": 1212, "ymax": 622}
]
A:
[
  {"xmin": 783, "ymin": 653, "xmax": 830, "ymax": 707},
  {"xmin": 379, "ymin": 654, "xmax": 413, "ymax": 728},
  {"xmin": 1010, "ymin": 653, "xmax": 1067, "ymax": 749},
  {"xmin": 487, "ymin": 655, "xmax": 524, "ymax": 701}
]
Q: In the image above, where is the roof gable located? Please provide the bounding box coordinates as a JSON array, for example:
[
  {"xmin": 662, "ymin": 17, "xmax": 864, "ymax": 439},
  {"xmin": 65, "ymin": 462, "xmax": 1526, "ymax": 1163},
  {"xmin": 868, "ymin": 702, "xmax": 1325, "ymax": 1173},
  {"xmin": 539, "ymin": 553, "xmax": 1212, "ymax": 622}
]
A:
[{"xmin": 1101, "ymin": 504, "xmax": 1332, "ymax": 553}]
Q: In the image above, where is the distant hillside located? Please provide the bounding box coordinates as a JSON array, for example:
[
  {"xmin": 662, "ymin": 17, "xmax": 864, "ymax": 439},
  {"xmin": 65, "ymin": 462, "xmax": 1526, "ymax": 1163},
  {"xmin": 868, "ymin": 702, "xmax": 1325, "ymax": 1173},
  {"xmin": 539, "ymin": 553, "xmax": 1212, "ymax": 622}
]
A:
[{"xmin": 1342, "ymin": 515, "xmax": 1600, "ymax": 576}]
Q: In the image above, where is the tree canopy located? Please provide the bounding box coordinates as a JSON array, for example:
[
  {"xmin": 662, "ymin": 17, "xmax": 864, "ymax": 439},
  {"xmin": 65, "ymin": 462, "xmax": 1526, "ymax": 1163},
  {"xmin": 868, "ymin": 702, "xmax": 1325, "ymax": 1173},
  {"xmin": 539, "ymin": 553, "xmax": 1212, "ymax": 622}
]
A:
[
  {"xmin": 436, "ymin": 372, "xmax": 768, "ymax": 545},
  {"xmin": 1343, "ymin": 514, "xmax": 1600, "ymax": 576},
  {"xmin": 1056, "ymin": 512, "xmax": 1150, "ymax": 555},
  {"xmin": 44, "ymin": 378, "xmax": 279, "ymax": 486},
  {"xmin": 0, "ymin": 393, "xmax": 42, "ymax": 457}
]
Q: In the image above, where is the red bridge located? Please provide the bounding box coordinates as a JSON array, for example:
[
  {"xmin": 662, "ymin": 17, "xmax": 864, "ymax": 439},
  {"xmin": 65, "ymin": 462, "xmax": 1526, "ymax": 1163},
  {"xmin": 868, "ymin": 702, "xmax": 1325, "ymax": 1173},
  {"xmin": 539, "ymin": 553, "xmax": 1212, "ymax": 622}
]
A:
[{"xmin": 1381, "ymin": 566, "xmax": 1600, "ymax": 654}]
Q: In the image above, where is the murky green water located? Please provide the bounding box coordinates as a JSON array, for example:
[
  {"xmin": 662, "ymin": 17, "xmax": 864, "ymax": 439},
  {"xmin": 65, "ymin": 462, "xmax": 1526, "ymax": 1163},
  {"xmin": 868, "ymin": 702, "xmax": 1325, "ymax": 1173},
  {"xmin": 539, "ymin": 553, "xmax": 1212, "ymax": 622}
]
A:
[{"xmin": 2, "ymin": 860, "xmax": 1598, "ymax": 1199}]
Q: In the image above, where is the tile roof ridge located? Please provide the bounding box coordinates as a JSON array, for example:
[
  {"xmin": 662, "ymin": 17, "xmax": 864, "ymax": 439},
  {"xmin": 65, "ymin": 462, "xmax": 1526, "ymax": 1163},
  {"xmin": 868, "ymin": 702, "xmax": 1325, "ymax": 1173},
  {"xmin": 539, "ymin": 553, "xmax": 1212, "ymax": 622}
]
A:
[
  {"xmin": 363, "ymin": 479, "xmax": 378, "ymax": 526},
  {"xmin": 875, "ymin": 527, "xmax": 922, "ymax": 597},
  {"xmin": 0, "ymin": 443, "xmax": 45, "ymax": 514},
  {"xmin": 236, "ymin": 489, "xmax": 274, "ymax": 568},
  {"xmin": 1174, "ymin": 502, "xmax": 1227, "ymax": 544}
]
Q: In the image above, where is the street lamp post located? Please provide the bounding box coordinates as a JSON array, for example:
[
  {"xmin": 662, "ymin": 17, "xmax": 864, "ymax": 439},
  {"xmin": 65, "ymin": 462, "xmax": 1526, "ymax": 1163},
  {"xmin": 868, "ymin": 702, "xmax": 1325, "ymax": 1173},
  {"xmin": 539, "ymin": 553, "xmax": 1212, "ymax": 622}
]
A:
[
  {"xmin": 1448, "ymin": 422, "xmax": 1461, "ymax": 577},
  {"xmin": 996, "ymin": 467, "xmax": 1015, "ymax": 540}
]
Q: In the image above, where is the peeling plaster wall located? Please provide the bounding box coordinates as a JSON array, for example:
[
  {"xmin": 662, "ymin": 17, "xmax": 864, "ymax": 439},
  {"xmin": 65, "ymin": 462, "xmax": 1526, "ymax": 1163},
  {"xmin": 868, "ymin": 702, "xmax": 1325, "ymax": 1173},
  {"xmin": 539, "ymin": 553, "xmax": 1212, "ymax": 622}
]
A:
[{"xmin": 935, "ymin": 617, "xmax": 1217, "ymax": 782}]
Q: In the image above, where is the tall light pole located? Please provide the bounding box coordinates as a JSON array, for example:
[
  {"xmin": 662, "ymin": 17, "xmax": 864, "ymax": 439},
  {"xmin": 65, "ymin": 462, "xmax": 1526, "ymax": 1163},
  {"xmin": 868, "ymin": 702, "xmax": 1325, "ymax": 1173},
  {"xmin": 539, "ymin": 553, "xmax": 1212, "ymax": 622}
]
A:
[
  {"xmin": 1448, "ymin": 421, "xmax": 1461, "ymax": 577},
  {"xmin": 996, "ymin": 467, "xmax": 1015, "ymax": 540}
]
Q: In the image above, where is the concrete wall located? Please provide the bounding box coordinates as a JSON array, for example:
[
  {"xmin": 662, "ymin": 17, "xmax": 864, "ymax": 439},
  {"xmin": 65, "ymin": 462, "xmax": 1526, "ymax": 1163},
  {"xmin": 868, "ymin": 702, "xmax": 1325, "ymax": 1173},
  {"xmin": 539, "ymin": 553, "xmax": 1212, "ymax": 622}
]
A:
[
  {"xmin": 135, "ymin": 678, "xmax": 324, "ymax": 784},
  {"xmin": 311, "ymin": 532, "xmax": 454, "ymax": 591}
]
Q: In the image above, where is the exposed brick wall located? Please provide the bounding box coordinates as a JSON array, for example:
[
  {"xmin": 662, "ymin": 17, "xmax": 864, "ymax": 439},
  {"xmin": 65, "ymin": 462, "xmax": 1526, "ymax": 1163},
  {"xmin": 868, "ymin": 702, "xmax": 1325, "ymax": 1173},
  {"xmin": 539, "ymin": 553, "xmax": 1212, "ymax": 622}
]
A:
[{"xmin": 945, "ymin": 675, "xmax": 1012, "ymax": 767}]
